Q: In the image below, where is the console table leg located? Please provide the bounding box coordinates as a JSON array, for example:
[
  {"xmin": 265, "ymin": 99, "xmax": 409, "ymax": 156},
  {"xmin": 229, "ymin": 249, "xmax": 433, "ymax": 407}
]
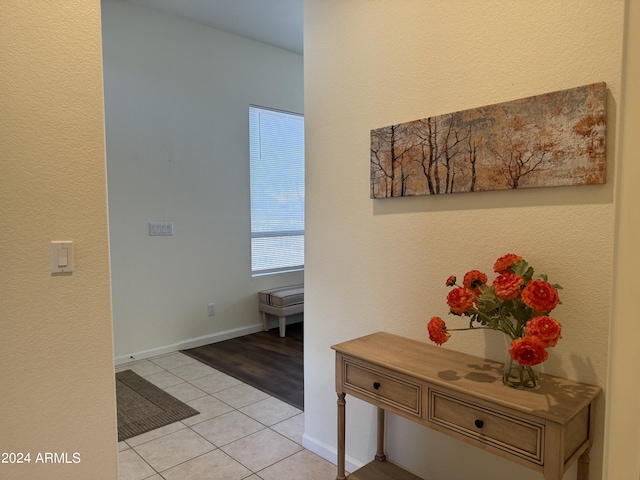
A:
[
  {"xmin": 577, "ymin": 448, "xmax": 590, "ymax": 480},
  {"xmin": 375, "ymin": 407, "xmax": 387, "ymax": 462},
  {"xmin": 337, "ymin": 393, "xmax": 347, "ymax": 480}
]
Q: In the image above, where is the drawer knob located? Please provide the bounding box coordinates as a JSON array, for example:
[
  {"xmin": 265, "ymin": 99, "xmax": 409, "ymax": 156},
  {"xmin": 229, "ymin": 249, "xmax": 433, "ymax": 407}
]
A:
[
  {"xmin": 373, "ymin": 382, "xmax": 381, "ymax": 390},
  {"xmin": 474, "ymin": 419, "xmax": 484, "ymax": 429}
]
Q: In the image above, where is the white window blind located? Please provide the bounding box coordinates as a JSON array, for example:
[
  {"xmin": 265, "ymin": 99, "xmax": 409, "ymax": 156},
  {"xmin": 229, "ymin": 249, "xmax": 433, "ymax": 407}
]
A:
[{"xmin": 249, "ymin": 106, "xmax": 304, "ymax": 275}]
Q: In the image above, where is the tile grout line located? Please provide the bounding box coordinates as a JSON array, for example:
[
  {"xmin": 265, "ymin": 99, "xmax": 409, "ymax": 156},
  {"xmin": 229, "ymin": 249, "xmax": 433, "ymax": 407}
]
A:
[{"xmin": 118, "ymin": 351, "xmax": 307, "ymax": 480}]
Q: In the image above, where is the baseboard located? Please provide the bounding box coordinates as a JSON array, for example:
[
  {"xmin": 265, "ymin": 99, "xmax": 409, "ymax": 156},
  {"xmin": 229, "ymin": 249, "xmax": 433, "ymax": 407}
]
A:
[
  {"xmin": 177, "ymin": 324, "xmax": 264, "ymax": 350},
  {"xmin": 301, "ymin": 432, "xmax": 363, "ymax": 475},
  {"xmin": 114, "ymin": 323, "xmax": 264, "ymax": 365}
]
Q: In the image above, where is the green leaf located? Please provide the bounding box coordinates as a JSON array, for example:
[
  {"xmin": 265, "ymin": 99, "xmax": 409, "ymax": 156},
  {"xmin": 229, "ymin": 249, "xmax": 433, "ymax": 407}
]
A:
[
  {"xmin": 524, "ymin": 266, "xmax": 534, "ymax": 281},
  {"xmin": 513, "ymin": 260, "xmax": 528, "ymax": 276}
]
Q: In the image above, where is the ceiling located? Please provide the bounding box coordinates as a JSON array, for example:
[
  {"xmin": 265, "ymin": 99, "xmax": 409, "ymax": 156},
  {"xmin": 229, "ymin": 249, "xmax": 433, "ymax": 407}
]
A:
[{"xmin": 120, "ymin": 0, "xmax": 304, "ymax": 54}]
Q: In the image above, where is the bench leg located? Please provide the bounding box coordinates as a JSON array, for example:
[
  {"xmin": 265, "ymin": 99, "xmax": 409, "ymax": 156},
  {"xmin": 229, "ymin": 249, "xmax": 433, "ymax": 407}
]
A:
[
  {"xmin": 279, "ymin": 316, "xmax": 286, "ymax": 337},
  {"xmin": 261, "ymin": 311, "xmax": 269, "ymax": 332}
]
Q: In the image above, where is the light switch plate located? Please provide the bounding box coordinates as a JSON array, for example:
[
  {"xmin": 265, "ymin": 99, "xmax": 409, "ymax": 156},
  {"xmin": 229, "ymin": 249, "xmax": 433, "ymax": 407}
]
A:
[
  {"xmin": 51, "ymin": 241, "xmax": 73, "ymax": 274},
  {"xmin": 149, "ymin": 222, "xmax": 173, "ymax": 236}
]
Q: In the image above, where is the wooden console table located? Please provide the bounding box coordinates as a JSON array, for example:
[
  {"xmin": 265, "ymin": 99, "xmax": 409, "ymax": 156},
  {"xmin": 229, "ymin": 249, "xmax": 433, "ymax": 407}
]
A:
[{"xmin": 332, "ymin": 332, "xmax": 601, "ymax": 480}]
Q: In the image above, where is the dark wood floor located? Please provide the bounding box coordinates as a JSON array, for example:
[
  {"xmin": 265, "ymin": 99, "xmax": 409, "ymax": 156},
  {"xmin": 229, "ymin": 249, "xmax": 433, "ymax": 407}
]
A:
[{"xmin": 181, "ymin": 322, "xmax": 303, "ymax": 410}]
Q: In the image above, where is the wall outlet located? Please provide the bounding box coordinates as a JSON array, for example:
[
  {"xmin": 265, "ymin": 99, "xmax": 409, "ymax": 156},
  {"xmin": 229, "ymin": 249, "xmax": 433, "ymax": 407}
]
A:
[{"xmin": 207, "ymin": 303, "xmax": 216, "ymax": 316}]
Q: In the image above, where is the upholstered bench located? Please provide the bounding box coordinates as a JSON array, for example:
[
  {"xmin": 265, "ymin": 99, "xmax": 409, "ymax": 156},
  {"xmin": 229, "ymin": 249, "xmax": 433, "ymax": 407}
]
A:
[{"xmin": 258, "ymin": 284, "xmax": 304, "ymax": 337}]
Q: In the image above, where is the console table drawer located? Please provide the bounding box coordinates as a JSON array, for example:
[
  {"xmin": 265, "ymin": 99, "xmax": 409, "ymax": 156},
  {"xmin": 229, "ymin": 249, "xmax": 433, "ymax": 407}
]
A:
[
  {"xmin": 341, "ymin": 358, "xmax": 421, "ymax": 417},
  {"xmin": 428, "ymin": 389, "xmax": 544, "ymax": 464},
  {"xmin": 333, "ymin": 332, "xmax": 602, "ymax": 480}
]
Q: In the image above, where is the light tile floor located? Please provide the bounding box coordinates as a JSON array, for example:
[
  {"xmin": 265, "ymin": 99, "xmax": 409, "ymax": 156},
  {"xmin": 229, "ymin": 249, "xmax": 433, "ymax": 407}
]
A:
[{"xmin": 116, "ymin": 351, "xmax": 337, "ymax": 480}]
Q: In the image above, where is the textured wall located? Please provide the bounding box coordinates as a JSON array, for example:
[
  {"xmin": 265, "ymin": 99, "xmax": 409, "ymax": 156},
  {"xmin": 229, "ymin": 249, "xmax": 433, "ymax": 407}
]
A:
[
  {"xmin": 0, "ymin": 1, "xmax": 118, "ymax": 479},
  {"xmin": 606, "ymin": 0, "xmax": 640, "ymax": 477},
  {"xmin": 102, "ymin": 1, "xmax": 304, "ymax": 360},
  {"xmin": 303, "ymin": 1, "xmax": 626, "ymax": 479}
]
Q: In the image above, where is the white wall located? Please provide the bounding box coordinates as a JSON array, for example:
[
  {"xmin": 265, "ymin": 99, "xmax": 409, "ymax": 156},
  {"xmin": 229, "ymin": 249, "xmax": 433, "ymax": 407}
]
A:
[
  {"xmin": 101, "ymin": 1, "xmax": 304, "ymax": 360},
  {"xmin": 0, "ymin": 1, "xmax": 118, "ymax": 479},
  {"xmin": 303, "ymin": 1, "xmax": 633, "ymax": 479}
]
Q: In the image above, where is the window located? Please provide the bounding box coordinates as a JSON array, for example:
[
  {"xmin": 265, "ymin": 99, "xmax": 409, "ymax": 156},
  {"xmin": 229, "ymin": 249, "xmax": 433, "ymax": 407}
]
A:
[{"xmin": 249, "ymin": 106, "xmax": 304, "ymax": 275}]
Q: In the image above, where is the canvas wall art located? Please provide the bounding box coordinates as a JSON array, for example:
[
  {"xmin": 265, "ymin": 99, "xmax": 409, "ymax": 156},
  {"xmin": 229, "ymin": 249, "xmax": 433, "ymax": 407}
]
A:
[{"xmin": 370, "ymin": 83, "xmax": 606, "ymax": 198}]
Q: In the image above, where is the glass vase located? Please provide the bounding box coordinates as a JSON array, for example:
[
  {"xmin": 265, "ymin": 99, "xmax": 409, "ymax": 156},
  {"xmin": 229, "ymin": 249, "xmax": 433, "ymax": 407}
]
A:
[{"xmin": 502, "ymin": 351, "xmax": 541, "ymax": 390}]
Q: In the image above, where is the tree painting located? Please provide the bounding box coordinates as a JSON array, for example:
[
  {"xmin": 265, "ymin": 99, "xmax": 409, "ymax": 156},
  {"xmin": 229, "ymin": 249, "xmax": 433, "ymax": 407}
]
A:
[{"xmin": 370, "ymin": 83, "xmax": 606, "ymax": 198}]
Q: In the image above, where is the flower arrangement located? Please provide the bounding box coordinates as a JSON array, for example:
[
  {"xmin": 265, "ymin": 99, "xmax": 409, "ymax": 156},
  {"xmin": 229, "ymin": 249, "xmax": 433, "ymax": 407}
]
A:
[{"xmin": 427, "ymin": 254, "xmax": 563, "ymax": 389}]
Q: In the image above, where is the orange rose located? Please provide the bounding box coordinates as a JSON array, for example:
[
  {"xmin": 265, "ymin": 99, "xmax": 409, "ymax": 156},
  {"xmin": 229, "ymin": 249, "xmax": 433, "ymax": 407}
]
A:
[
  {"xmin": 463, "ymin": 270, "xmax": 487, "ymax": 295},
  {"xmin": 509, "ymin": 336, "xmax": 549, "ymax": 366},
  {"xmin": 521, "ymin": 279, "xmax": 560, "ymax": 313},
  {"xmin": 493, "ymin": 273, "xmax": 524, "ymax": 301},
  {"xmin": 427, "ymin": 316, "xmax": 450, "ymax": 345},
  {"xmin": 526, "ymin": 316, "xmax": 562, "ymax": 347},
  {"xmin": 445, "ymin": 275, "xmax": 457, "ymax": 287},
  {"xmin": 446, "ymin": 287, "xmax": 475, "ymax": 315},
  {"xmin": 493, "ymin": 254, "xmax": 523, "ymax": 274}
]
